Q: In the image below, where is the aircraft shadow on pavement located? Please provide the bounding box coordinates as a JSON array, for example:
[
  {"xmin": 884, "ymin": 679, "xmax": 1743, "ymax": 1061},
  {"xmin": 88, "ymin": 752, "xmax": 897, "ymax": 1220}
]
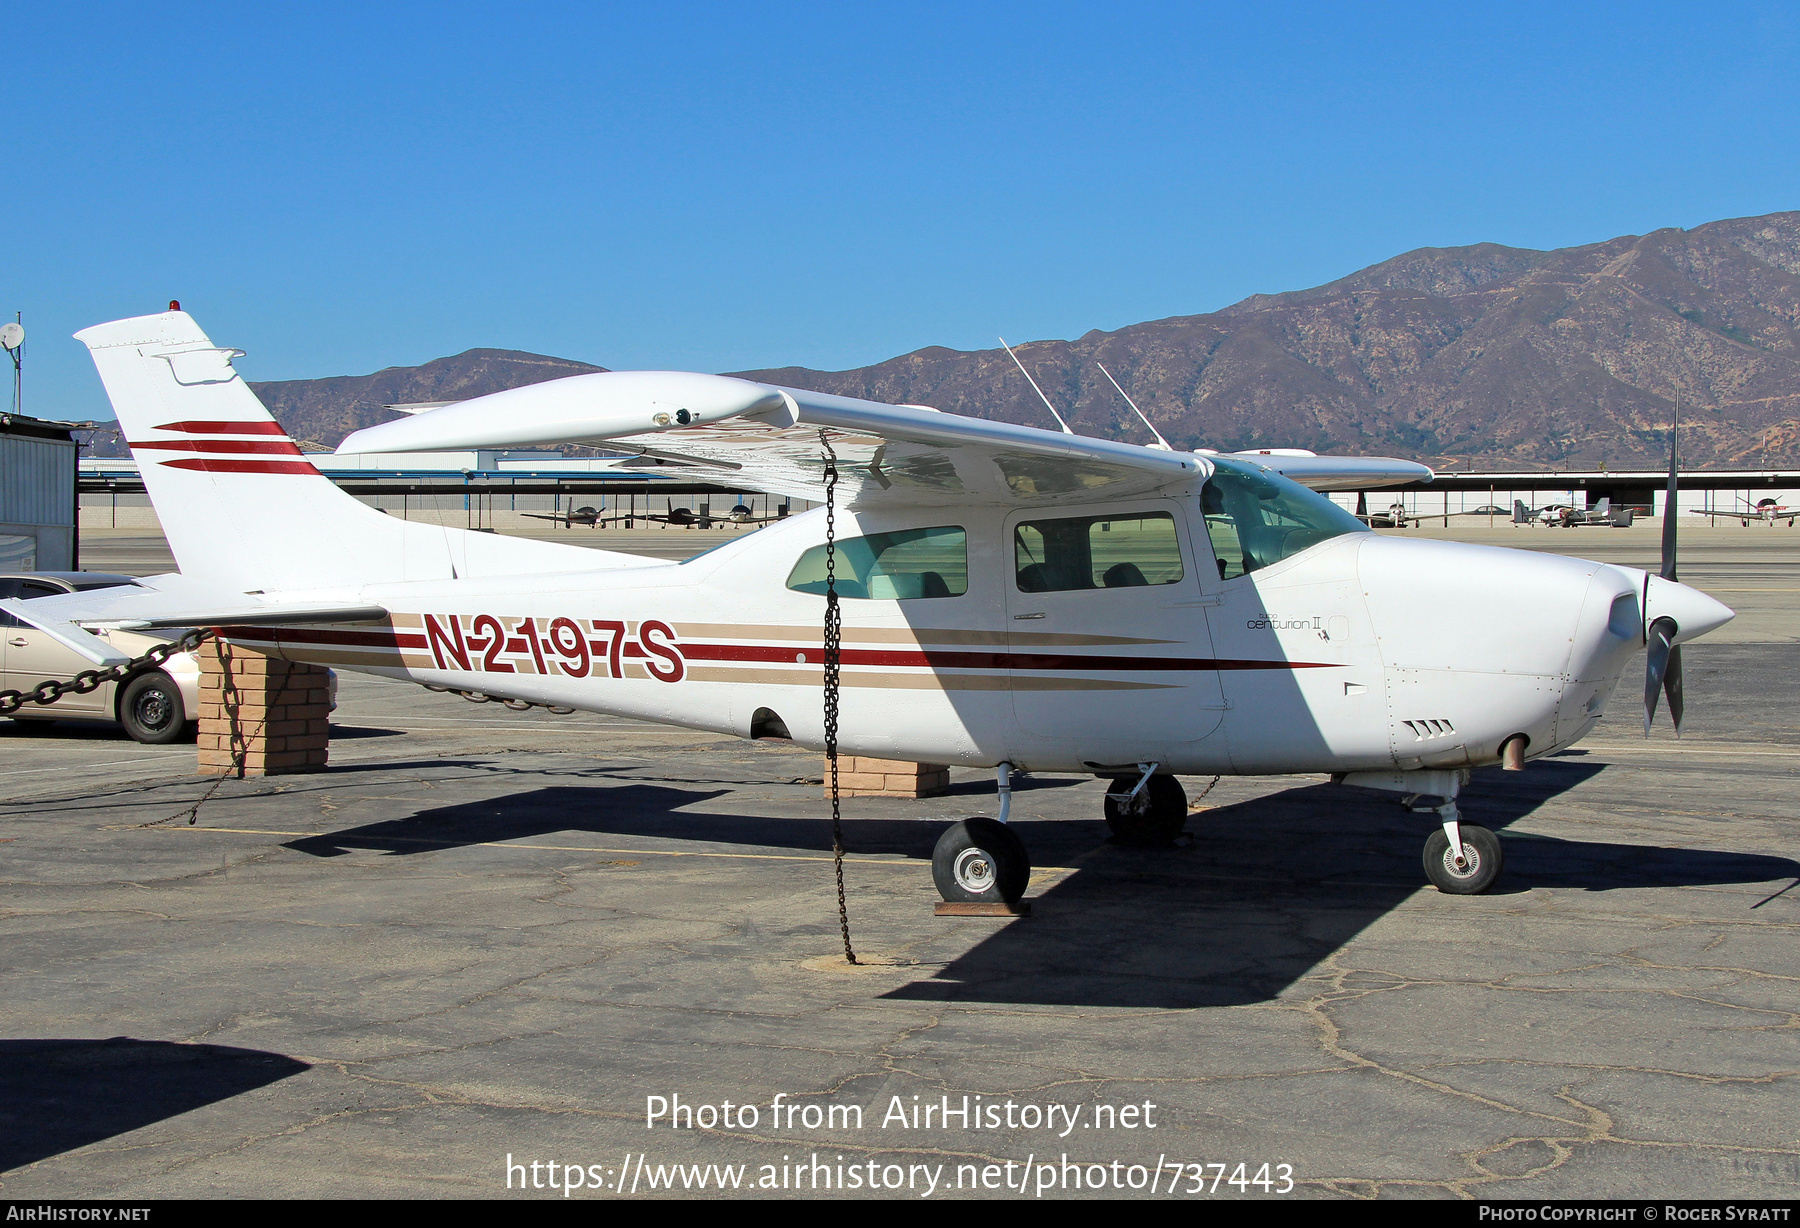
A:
[
  {"xmin": 0, "ymin": 1038, "xmax": 308, "ymax": 1172},
  {"xmin": 882, "ymin": 760, "xmax": 1800, "ymax": 1009},
  {"xmin": 279, "ymin": 764, "xmax": 1799, "ymax": 1009},
  {"xmin": 283, "ymin": 780, "xmax": 1103, "ymax": 864}
]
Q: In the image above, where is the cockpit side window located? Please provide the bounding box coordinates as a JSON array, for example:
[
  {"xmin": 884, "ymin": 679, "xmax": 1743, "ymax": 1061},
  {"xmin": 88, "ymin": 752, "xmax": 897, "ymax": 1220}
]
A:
[
  {"xmin": 1201, "ymin": 458, "xmax": 1369, "ymax": 579},
  {"xmin": 786, "ymin": 525, "xmax": 968, "ymax": 599},
  {"xmin": 1013, "ymin": 512, "xmax": 1183, "ymax": 592}
]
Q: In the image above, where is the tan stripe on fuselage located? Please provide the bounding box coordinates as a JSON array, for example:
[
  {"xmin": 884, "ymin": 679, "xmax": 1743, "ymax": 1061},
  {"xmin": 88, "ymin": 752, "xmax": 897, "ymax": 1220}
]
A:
[{"xmin": 682, "ymin": 665, "xmax": 1172, "ymax": 691}]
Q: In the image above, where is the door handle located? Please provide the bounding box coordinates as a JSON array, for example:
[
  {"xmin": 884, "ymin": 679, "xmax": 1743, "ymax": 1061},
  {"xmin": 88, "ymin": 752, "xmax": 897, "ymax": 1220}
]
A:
[
  {"xmin": 6, "ymin": 637, "xmax": 27, "ymax": 647},
  {"xmin": 1012, "ymin": 612, "xmax": 1046, "ymax": 620}
]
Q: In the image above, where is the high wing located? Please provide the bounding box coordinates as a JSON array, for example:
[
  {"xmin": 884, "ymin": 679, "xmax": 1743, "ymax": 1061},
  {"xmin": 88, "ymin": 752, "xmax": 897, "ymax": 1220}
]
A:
[
  {"xmin": 1219, "ymin": 450, "xmax": 1433, "ymax": 492},
  {"xmin": 341, "ymin": 374, "xmax": 1207, "ymax": 509},
  {"xmin": 339, "ymin": 373, "xmax": 1429, "ymax": 505}
]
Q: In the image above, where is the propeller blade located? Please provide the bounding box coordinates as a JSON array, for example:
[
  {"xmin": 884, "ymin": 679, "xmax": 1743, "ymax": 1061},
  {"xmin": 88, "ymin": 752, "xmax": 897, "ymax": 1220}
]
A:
[
  {"xmin": 1665, "ymin": 642, "xmax": 1684, "ymax": 735},
  {"xmin": 1645, "ymin": 617, "xmax": 1676, "ymax": 735}
]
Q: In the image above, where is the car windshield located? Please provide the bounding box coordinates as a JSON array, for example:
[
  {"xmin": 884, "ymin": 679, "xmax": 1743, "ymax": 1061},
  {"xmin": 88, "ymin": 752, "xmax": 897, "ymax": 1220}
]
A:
[{"xmin": 1201, "ymin": 457, "xmax": 1369, "ymax": 579}]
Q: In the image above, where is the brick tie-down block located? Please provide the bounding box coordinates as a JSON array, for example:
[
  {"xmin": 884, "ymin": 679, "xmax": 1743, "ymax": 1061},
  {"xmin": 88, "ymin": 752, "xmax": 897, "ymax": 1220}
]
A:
[
  {"xmin": 824, "ymin": 756, "xmax": 950, "ymax": 799},
  {"xmin": 195, "ymin": 639, "xmax": 331, "ymax": 777}
]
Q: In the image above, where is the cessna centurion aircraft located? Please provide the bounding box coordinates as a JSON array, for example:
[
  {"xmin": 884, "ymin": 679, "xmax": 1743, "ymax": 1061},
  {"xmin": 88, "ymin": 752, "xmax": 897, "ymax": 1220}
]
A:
[{"xmin": 3, "ymin": 310, "xmax": 1735, "ymax": 904}]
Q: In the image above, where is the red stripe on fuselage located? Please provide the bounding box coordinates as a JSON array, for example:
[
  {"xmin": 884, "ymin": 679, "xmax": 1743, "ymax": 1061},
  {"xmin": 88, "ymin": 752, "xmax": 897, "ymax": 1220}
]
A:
[
  {"xmin": 679, "ymin": 642, "xmax": 1336, "ymax": 671},
  {"xmin": 221, "ymin": 627, "xmax": 426, "ymax": 649},
  {"xmin": 153, "ymin": 420, "xmax": 288, "ymax": 435}
]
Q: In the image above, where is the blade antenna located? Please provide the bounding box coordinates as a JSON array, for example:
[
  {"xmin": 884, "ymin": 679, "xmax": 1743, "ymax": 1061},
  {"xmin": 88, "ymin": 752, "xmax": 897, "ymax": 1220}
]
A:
[
  {"xmin": 1096, "ymin": 362, "xmax": 1173, "ymax": 450},
  {"xmin": 999, "ymin": 337, "xmax": 1075, "ymax": 435}
]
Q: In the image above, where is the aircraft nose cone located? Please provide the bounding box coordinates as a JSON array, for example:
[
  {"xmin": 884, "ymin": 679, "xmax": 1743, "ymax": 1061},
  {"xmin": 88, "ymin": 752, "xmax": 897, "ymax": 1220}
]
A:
[{"xmin": 1645, "ymin": 575, "xmax": 1734, "ymax": 644}]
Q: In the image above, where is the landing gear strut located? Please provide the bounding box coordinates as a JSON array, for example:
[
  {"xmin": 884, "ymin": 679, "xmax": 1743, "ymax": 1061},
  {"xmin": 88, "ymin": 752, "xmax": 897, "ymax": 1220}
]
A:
[{"xmin": 1336, "ymin": 770, "xmax": 1505, "ymax": 895}]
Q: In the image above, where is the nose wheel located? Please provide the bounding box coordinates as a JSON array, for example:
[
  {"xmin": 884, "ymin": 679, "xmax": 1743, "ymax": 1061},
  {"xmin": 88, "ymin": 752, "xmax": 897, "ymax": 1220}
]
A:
[{"xmin": 1422, "ymin": 821, "xmax": 1502, "ymax": 894}]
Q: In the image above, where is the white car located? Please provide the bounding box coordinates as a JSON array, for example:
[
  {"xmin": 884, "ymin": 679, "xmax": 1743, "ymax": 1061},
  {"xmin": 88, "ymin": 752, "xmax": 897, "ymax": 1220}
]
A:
[{"xmin": 0, "ymin": 572, "xmax": 203, "ymax": 743}]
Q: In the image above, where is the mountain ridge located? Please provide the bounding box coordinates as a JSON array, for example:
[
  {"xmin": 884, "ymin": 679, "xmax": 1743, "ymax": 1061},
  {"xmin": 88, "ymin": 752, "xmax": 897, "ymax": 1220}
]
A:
[{"xmin": 85, "ymin": 210, "xmax": 1800, "ymax": 468}]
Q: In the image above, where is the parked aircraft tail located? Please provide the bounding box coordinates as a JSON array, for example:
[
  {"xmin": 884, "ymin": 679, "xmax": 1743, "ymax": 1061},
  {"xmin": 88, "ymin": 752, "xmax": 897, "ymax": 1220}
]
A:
[{"xmin": 76, "ymin": 310, "xmax": 650, "ymax": 594}]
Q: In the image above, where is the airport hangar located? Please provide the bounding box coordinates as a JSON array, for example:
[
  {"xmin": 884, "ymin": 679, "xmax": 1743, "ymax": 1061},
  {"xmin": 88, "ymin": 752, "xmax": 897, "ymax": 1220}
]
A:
[{"xmin": 73, "ymin": 448, "xmax": 1800, "ymax": 540}]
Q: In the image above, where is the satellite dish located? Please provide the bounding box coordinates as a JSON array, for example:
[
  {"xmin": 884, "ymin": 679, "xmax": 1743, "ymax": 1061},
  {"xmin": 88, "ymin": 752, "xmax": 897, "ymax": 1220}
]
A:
[{"xmin": 0, "ymin": 323, "xmax": 22, "ymax": 352}]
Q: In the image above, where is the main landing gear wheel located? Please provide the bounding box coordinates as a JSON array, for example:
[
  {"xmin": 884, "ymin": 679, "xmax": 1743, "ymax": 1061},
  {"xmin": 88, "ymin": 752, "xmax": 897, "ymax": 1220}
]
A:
[
  {"xmin": 932, "ymin": 818, "xmax": 1030, "ymax": 904},
  {"xmin": 1422, "ymin": 824, "xmax": 1503, "ymax": 894},
  {"xmin": 1103, "ymin": 774, "xmax": 1187, "ymax": 846},
  {"xmin": 119, "ymin": 671, "xmax": 188, "ymax": 744}
]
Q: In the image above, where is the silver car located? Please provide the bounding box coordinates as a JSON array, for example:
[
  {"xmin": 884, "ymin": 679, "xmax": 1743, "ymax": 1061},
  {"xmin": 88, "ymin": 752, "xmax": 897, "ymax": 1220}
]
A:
[{"xmin": 0, "ymin": 572, "xmax": 202, "ymax": 743}]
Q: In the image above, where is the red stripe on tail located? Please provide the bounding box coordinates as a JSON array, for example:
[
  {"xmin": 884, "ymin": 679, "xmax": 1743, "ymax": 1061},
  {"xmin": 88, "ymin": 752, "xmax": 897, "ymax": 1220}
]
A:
[
  {"xmin": 158, "ymin": 457, "xmax": 322, "ymax": 475},
  {"xmin": 132, "ymin": 439, "xmax": 305, "ymax": 455},
  {"xmin": 152, "ymin": 420, "xmax": 289, "ymax": 436}
]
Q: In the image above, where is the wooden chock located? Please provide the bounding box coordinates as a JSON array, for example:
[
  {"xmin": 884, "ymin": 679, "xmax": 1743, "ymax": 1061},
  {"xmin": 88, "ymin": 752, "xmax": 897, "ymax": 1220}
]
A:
[
  {"xmin": 195, "ymin": 637, "xmax": 331, "ymax": 777},
  {"xmin": 934, "ymin": 901, "xmax": 1031, "ymax": 917},
  {"xmin": 824, "ymin": 756, "xmax": 950, "ymax": 799}
]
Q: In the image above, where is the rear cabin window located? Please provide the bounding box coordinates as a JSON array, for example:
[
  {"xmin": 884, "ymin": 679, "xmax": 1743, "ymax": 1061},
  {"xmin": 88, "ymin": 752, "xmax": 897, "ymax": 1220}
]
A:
[
  {"xmin": 1014, "ymin": 512, "xmax": 1184, "ymax": 592},
  {"xmin": 785, "ymin": 526, "xmax": 968, "ymax": 600}
]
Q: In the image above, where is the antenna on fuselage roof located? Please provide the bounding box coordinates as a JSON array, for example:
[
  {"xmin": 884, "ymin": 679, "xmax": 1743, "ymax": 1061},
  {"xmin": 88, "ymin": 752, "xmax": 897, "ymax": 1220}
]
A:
[
  {"xmin": 998, "ymin": 336, "xmax": 1075, "ymax": 435},
  {"xmin": 1095, "ymin": 362, "xmax": 1173, "ymax": 451}
]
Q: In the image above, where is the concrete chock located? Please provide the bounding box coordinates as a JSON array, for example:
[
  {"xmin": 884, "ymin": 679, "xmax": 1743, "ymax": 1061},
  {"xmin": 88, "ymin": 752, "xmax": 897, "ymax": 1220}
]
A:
[
  {"xmin": 195, "ymin": 638, "xmax": 331, "ymax": 777},
  {"xmin": 823, "ymin": 756, "xmax": 950, "ymax": 799}
]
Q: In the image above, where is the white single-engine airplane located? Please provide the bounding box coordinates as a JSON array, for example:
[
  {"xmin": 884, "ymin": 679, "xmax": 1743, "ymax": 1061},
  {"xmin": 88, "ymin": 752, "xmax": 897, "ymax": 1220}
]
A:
[
  {"xmin": 1690, "ymin": 497, "xmax": 1797, "ymax": 528},
  {"xmin": 4, "ymin": 310, "xmax": 1735, "ymax": 904}
]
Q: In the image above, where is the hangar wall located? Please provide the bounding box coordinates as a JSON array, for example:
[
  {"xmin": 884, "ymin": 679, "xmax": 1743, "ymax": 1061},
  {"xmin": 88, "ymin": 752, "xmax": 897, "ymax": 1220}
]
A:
[{"xmin": 1, "ymin": 419, "xmax": 77, "ymax": 571}]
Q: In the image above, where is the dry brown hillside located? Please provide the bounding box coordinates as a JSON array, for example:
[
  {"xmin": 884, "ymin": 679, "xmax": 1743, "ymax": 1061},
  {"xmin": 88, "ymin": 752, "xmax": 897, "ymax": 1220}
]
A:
[
  {"xmin": 737, "ymin": 211, "xmax": 1800, "ymax": 469},
  {"xmin": 88, "ymin": 211, "xmax": 1800, "ymax": 469}
]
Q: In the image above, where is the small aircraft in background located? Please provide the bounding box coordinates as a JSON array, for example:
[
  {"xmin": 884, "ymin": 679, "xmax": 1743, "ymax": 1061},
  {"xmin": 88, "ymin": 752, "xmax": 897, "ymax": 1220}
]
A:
[
  {"xmin": 1690, "ymin": 497, "xmax": 1797, "ymax": 528},
  {"xmin": 523, "ymin": 498, "xmax": 790, "ymax": 529},
  {"xmin": 1512, "ymin": 498, "xmax": 1635, "ymax": 528},
  {"xmin": 1354, "ymin": 495, "xmax": 1417, "ymax": 528}
]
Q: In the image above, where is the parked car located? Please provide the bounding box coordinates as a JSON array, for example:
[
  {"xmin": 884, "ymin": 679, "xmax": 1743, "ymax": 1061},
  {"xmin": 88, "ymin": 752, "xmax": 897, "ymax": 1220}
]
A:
[{"xmin": 0, "ymin": 572, "xmax": 203, "ymax": 743}]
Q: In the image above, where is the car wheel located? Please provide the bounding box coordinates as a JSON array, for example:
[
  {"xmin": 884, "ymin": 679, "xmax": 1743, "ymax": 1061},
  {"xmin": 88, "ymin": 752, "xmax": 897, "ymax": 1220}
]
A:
[{"xmin": 119, "ymin": 672, "xmax": 188, "ymax": 744}]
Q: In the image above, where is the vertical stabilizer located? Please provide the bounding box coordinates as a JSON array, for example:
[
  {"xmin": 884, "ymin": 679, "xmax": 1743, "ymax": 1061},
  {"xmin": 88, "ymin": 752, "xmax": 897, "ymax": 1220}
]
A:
[
  {"xmin": 76, "ymin": 311, "xmax": 433, "ymax": 592},
  {"xmin": 76, "ymin": 310, "xmax": 644, "ymax": 593}
]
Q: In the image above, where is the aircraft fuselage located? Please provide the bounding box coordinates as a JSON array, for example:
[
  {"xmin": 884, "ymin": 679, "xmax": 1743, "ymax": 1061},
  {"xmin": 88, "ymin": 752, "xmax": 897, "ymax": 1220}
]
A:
[{"xmin": 221, "ymin": 489, "xmax": 1686, "ymax": 777}]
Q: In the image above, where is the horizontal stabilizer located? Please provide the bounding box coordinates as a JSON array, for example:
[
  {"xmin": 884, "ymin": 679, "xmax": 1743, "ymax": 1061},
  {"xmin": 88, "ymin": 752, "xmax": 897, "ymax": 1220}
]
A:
[{"xmin": 1, "ymin": 575, "xmax": 392, "ymax": 662}]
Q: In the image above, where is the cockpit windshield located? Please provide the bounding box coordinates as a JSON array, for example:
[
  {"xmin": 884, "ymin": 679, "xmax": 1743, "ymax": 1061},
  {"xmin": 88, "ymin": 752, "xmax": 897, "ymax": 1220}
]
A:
[{"xmin": 1201, "ymin": 457, "xmax": 1369, "ymax": 579}]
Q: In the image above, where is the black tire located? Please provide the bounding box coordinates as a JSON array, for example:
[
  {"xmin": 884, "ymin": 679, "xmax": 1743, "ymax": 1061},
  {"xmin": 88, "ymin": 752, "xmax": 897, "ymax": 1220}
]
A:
[
  {"xmin": 932, "ymin": 818, "xmax": 1030, "ymax": 904},
  {"xmin": 119, "ymin": 672, "xmax": 187, "ymax": 744},
  {"xmin": 1422, "ymin": 825, "xmax": 1503, "ymax": 894},
  {"xmin": 1103, "ymin": 774, "xmax": 1188, "ymax": 846}
]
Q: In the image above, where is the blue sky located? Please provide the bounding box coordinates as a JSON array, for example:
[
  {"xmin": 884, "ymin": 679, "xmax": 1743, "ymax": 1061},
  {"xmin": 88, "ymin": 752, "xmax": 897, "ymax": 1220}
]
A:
[{"xmin": 7, "ymin": 1, "xmax": 1799, "ymax": 420}]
